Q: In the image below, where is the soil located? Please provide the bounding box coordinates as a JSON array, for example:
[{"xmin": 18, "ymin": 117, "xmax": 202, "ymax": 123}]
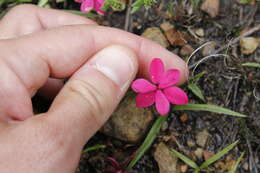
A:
[{"xmin": 1, "ymin": 0, "xmax": 260, "ymax": 172}]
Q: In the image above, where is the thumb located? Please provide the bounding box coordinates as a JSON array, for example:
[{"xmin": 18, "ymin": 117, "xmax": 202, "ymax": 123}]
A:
[{"xmin": 45, "ymin": 45, "xmax": 138, "ymax": 146}]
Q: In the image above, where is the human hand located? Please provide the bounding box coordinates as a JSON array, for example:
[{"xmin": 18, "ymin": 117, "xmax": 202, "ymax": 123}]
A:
[{"xmin": 0, "ymin": 5, "xmax": 188, "ymax": 173}]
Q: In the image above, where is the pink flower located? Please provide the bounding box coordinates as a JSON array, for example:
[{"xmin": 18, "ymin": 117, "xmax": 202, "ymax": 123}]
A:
[
  {"xmin": 131, "ymin": 58, "xmax": 188, "ymax": 115},
  {"xmin": 75, "ymin": 0, "xmax": 105, "ymax": 15}
]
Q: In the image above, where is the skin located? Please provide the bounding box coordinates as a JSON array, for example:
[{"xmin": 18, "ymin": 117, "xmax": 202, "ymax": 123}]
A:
[{"xmin": 0, "ymin": 5, "xmax": 188, "ymax": 173}]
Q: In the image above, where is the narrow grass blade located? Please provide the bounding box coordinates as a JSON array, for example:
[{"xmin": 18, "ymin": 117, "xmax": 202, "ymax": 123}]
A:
[
  {"xmin": 193, "ymin": 168, "xmax": 201, "ymax": 173},
  {"xmin": 200, "ymin": 140, "xmax": 239, "ymax": 169},
  {"xmin": 63, "ymin": 10, "xmax": 96, "ymax": 18},
  {"xmin": 188, "ymin": 83, "xmax": 206, "ymax": 102},
  {"xmin": 126, "ymin": 116, "xmax": 167, "ymax": 170},
  {"xmin": 173, "ymin": 104, "xmax": 247, "ymax": 117},
  {"xmin": 242, "ymin": 62, "xmax": 260, "ymax": 68},
  {"xmin": 228, "ymin": 152, "xmax": 245, "ymax": 173},
  {"xmin": 171, "ymin": 149, "xmax": 199, "ymax": 169},
  {"xmin": 82, "ymin": 144, "xmax": 106, "ymax": 153},
  {"xmin": 189, "ymin": 72, "xmax": 206, "ymax": 83}
]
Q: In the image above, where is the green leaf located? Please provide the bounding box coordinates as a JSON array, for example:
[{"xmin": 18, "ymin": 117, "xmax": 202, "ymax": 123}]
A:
[
  {"xmin": 102, "ymin": 0, "xmax": 126, "ymax": 11},
  {"xmin": 241, "ymin": 62, "xmax": 260, "ymax": 68},
  {"xmin": 228, "ymin": 152, "xmax": 245, "ymax": 173},
  {"xmin": 239, "ymin": 0, "xmax": 252, "ymax": 4},
  {"xmin": 189, "ymin": 72, "xmax": 206, "ymax": 83},
  {"xmin": 171, "ymin": 149, "xmax": 199, "ymax": 169},
  {"xmin": 200, "ymin": 141, "xmax": 239, "ymax": 169},
  {"xmin": 188, "ymin": 83, "xmax": 206, "ymax": 102},
  {"xmin": 38, "ymin": 0, "xmax": 48, "ymax": 7},
  {"xmin": 131, "ymin": 0, "xmax": 144, "ymax": 13},
  {"xmin": 192, "ymin": 168, "xmax": 201, "ymax": 173},
  {"xmin": 173, "ymin": 104, "xmax": 247, "ymax": 117},
  {"xmin": 0, "ymin": 0, "xmax": 5, "ymax": 7},
  {"xmin": 126, "ymin": 116, "xmax": 167, "ymax": 170},
  {"xmin": 16, "ymin": 0, "xmax": 32, "ymax": 2},
  {"xmin": 82, "ymin": 144, "xmax": 106, "ymax": 153}
]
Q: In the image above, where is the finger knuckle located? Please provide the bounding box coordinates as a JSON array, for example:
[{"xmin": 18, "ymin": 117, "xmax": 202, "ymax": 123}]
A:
[
  {"xmin": 68, "ymin": 79, "xmax": 106, "ymax": 125},
  {"xmin": 9, "ymin": 4, "xmax": 36, "ymax": 14}
]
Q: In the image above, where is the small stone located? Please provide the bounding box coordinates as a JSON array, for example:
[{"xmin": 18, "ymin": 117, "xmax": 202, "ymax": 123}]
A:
[
  {"xmin": 201, "ymin": 41, "xmax": 217, "ymax": 56},
  {"xmin": 179, "ymin": 113, "xmax": 189, "ymax": 123},
  {"xmin": 180, "ymin": 165, "xmax": 188, "ymax": 173},
  {"xmin": 180, "ymin": 45, "xmax": 194, "ymax": 57},
  {"xmin": 200, "ymin": 0, "xmax": 220, "ymax": 18},
  {"xmin": 215, "ymin": 161, "xmax": 225, "ymax": 169},
  {"xmin": 142, "ymin": 27, "xmax": 169, "ymax": 48},
  {"xmin": 154, "ymin": 143, "xmax": 180, "ymax": 173},
  {"xmin": 195, "ymin": 28, "xmax": 205, "ymax": 37},
  {"xmin": 160, "ymin": 22, "xmax": 187, "ymax": 46},
  {"xmin": 203, "ymin": 150, "xmax": 214, "ymax": 160},
  {"xmin": 240, "ymin": 37, "xmax": 260, "ymax": 55},
  {"xmin": 194, "ymin": 148, "xmax": 203, "ymax": 159},
  {"xmin": 196, "ymin": 129, "xmax": 210, "ymax": 147},
  {"xmin": 160, "ymin": 22, "xmax": 175, "ymax": 32},
  {"xmin": 187, "ymin": 140, "xmax": 196, "ymax": 147},
  {"xmin": 243, "ymin": 162, "xmax": 249, "ymax": 170},
  {"xmin": 161, "ymin": 121, "xmax": 169, "ymax": 131},
  {"xmin": 101, "ymin": 91, "xmax": 154, "ymax": 143}
]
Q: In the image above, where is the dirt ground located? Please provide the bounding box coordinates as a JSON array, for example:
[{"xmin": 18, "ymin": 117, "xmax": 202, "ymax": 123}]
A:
[
  {"xmin": 76, "ymin": 1, "xmax": 260, "ymax": 172},
  {"xmin": 1, "ymin": 0, "xmax": 260, "ymax": 172}
]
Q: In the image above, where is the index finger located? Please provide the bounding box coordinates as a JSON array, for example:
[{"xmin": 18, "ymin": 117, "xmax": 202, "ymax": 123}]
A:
[
  {"xmin": 0, "ymin": 5, "xmax": 96, "ymax": 39},
  {"xmin": 5, "ymin": 25, "xmax": 188, "ymax": 85}
]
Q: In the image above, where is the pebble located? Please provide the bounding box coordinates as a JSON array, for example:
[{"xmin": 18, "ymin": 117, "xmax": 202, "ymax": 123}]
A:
[
  {"xmin": 180, "ymin": 165, "xmax": 188, "ymax": 173},
  {"xmin": 201, "ymin": 41, "xmax": 217, "ymax": 56},
  {"xmin": 180, "ymin": 45, "xmax": 194, "ymax": 57},
  {"xmin": 142, "ymin": 27, "xmax": 169, "ymax": 48},
  {"xmin": 195, "ymin": 28, "xmax": 205, "ymax": 37},
  {"xmin": 187, "ymin": 139, "xmax": 196, "ymax": 148},
  {"xmin": 101, "ymin": 91, "xmax": 154, "ymax": 143},
  {"xmin": 154, "ymin": 143, "xmax": 180, "ymax": 173},
  {"xmin": 160, "ymin": 22, "xmax": 187, "ymax": 46},
  {"xmin": 194, "ymin": 148, "xmax": 204, "ymax": 159},
  {"xmin": 200, "ymin": 0, "xmax": 220, "ymax": 18},
  {"xmin": 179, "ymin": 113, "xmax": 189, "ymax": 123},
  {"xmin": 203, "ymin": 150, "xmax": 214, "ymax": 160},
  {"xmin": 240, "ymin": 37, "xmax": 260, "ymax": 55},
  {"xmin": 196, "ymin": 129, "xmax": 210, "ymax": 147}
]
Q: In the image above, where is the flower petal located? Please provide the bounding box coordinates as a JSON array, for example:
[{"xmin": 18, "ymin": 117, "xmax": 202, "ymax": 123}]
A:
[
  {"xmin": 155, "ymin": 90, "xmax": 170, "ymax": 115},
  {"xmin": 159, "ymin": 69, "xmax": 180, "ymax": 89},
  {"xmin": 94, "ymin": 0, "xmax": 105, "ymax": 15},
  {"xmin": 75, "ymin": 0, "xmax": 83, "ymax": 3},
  {"xmin": 163, "ymin": 86, "xmax": 188, "ymax": 105},
  {"xmin": 136, "ymin": 92, "xmax": 156, "ymax": 108},
  {"xmin": 149, "ymin": 58, "xmax": 164, "ymax": 84},
  {"xmin": 131, "ymin": 79, "xmax": 157, "ymax": 93},
  {"xmin": 80, "ymin": 0, "xmax": 94, "ymax": 13},
  {"xmin": 96, "ymin": 0, "xmax": 105, "ymax": 4}
]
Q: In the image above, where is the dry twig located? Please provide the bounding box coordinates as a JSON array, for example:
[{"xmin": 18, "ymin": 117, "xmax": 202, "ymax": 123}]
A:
[
  {"xmin": 124, "ymin": 0, "xmax": 133, "ymax": 31},
  {"xmin": 214, "ymin": 24, "xmax": 260, "ymax": 54}
]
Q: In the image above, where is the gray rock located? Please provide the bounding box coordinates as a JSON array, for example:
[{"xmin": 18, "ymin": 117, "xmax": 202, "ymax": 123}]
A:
[
  {"xmin": 101, "ymin": 91, "xmax": 154, "ymax": 143},
  {"xmin": 194, "ymin": 148, "xmax": 203, "ymax": 159},
  {"xmin": 196, "ymin": 129, "xmax": 210, "ymax": 147},
  {"xmin": 201, "ymin": 41, "xmax": 216, "ymax": 56},
  {"xmin": 154, "ymin": 143, "xmax": 180, "ymax": 173}
]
